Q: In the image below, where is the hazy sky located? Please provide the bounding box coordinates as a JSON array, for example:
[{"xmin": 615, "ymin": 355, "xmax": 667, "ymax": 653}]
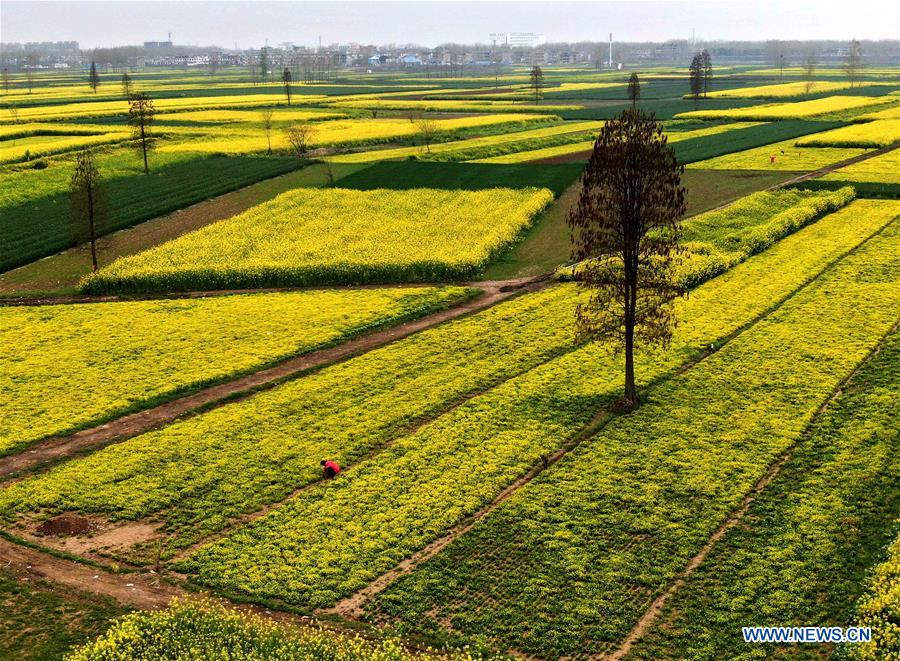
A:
[{"xmin": 2, "ymin": 1, "xmax": 898, "ymax": 49}]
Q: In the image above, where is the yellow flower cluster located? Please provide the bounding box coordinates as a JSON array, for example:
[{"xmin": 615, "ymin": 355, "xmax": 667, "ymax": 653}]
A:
[
  {"xmin": 851, "ymin": 528, "xmax": 900, "ymax": 660},
  {"xmin": 67, "ymin": 598, "xmax": 477, "ymax": 660}
]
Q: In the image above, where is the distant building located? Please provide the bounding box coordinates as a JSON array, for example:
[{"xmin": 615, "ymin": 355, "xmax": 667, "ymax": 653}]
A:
[
  {"xmin": 490, "ymin": 32, "xmax": 547, "ymax": 48},
  {"xmin": 144, "ymin": 41, "xmax": 173, "ymax": 49}
]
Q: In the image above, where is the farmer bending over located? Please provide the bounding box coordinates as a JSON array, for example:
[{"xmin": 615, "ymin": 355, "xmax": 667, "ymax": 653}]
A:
[{"xmin": 321, "ymin": 459, "xmax": 341, "ymax": 479}]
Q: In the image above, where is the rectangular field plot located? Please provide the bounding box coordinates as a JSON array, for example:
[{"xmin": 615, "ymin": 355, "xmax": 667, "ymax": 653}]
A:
[
  {"xmin": 686, "ymin": 137, "xmax": 866, "ymax": 171},
  {"xmin": 795, "ymin": 119, "xmax": 900, "ymax": 147},
  {"xmin": 80, "ymin": 187, "xmax": 555, "ymax": 292},
  {"xmin": 0, "ymin": 286, "xmax": 472, "ymax": 452},
  {"xmin": 627, "ymin": 331, "xmax": 900, "ymax": 660},
  {"xmin": 821, "ymin": 149, "xmax": 900, "ymax": 184},
  {"xmin": 675, "ymin": 95, "xmax": 897, "ymax": 121},
  {"xmin": 366, "ymin": 216, "xmax": 900, "ymax": 657}
]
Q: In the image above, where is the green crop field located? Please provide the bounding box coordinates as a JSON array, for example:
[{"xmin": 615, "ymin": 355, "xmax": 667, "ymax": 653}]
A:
[{"xmin": 1, "ymin": 53, "xmax": 898, "ymax": 661}]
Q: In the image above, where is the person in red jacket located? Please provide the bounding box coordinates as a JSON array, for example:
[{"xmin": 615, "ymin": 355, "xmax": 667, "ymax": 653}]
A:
[{"xmin": 321, "ymin": 459, "xmax": 341, "ymax": 479}]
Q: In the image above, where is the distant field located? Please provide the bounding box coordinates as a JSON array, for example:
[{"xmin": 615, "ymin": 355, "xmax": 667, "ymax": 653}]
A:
[{"xmin": 676, "ymin": 95, "xmax": 898, "ymax": 121}]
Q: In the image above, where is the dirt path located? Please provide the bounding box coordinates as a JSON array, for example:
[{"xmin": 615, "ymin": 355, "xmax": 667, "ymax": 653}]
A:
[
  {"xmin": 0, "ymin": 278, "xmax": 547, "ymax": 480},
  {"xmin": 601, "ymin": 324, "xmax": 898, "ymax": 661},
  {"xmin": 0, "ymin": 280, "xmax": 484, "ymax": 307},
  {"xmin": 0, "ymin": 535, "xmax": 181, "ymax": 610}
]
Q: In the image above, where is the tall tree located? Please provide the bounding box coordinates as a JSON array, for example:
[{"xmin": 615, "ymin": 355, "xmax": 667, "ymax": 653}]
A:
[
  {"xmin": 89, "ymin": 61, "xmax": 100, "ymax": 93},
  {"xmin": 208, "ymin": 52, "xmax": 219, "ymax": 77},
  {"xmin": 284, "ymin": 124, "xmax": 315, "ymax": 161},
  {"xmin": 567, "ymin": 108, "xmax": 686, "ymax": 408},
  {"xmin": 69, "ymin": 150, "xmax": 108, "ymax": 272},
  {"xmin": 778, "ymin": 53, "xmax": 786, "ymax": 82},
  {"xmin": 259, "ymin": 48, "xmax": 269, "ymax": 82},
  {"xmin": 688, "ymin": 53, "xmax": 703, "ymax": 103},
  {"xmin": 844, "ymin": 38, "xmax": 863, "ymax": 87},
  {"xmin": 282, "ymin": 67, "xmax": 292, "ymax": 105},
  {"xmin": 700, "ymin": 50, "xmax": 712, "ymax": 97},
  {"xmin": 260, "ymin": 108, "xmax": 275, "ymax": 154},
  {"xmin": 128, "ymin": 93, "xmax": 155, "ymax": 174},
  {"xmin": 529, "ymin": 65, "xmax": 544, "ymax": 105},
  {"xmin": 803, "ymin": 51, "xmax": 818, "ymax": 94},
  {"xmin": 120, "ymin": 71, "xmax": 134, "ymax": 100},
  {"xmin": 627, "ymin": 72, "xmax": 641, "ymax": 106}
]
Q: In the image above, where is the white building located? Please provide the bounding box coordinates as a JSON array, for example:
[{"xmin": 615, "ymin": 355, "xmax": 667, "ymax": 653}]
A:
[{"xmin": 490, "ymin": 32, "xmax": 547, "ymax": 48}]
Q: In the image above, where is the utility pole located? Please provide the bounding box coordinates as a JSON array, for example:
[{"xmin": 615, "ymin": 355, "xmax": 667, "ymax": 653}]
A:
[{"xmin": 609, "ymin": 33, "xmax": 613, "ymax": 68}]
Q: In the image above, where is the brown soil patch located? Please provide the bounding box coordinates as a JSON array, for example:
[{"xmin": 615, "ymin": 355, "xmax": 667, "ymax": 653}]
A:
[{"xmin": 35, "ymin": 513, "xmax": 96, "ymax": 537}]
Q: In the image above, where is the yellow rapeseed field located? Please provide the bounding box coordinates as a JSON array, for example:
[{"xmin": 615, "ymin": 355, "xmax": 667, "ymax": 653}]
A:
[
  {"xmin": 795, "ymin": 119, "xmax": 900, "ymax": 147},
  {"xmin": 159, "ymin": 114, "xmax": 553, "ymax": 154},
  {"xmin": 676, "ymin": 95, "xmax": 896, "ymax": 121},
  {"xmin": 81, "ymin": 187, "xmax": 555, "ymax": 291}
]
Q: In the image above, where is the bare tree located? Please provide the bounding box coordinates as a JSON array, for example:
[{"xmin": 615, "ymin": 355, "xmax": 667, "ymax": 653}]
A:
[
  {"xmin": 282, "ymin": 67, "xmax": 292, "ymax": 105},
  {"xmin": 24, "ymin": 54, "xmax": 37, "ymax": 94},
  {"xmin": 2, "ymin": 68, "xmax": 9, "ymax": 94},
  {"xmin": 688, "ymin": 53, "xmax": 703, "ymax": 104},
  {"xmin": 128, "ymin": 93, "xmax": 155, "ymax": 174},
  {"xmin": 415, "ymin": 117, "xmax": 439, "ymax": 153},
  {"xmin": 567, "ymin": 108, "xmax": 686, "ymax": 409},
  {"xmin": 70, "ymin": 150, "xmax": 108, "ymax": 272},
  {"xmin": 259, "ymin": 48, "xmax": 269, "ymax": 83},
  {"xmin": 284, "ymin": 124, "xmax": 316, "ymax": 160},
  {"xmin": 322, "ymin": 159, "xmax": 335, "ymax": 186},
  {"xmin": 529, "ymin": 65, "xmax": 545, "ymax": 104},
  {"xmin": 208, "ymin": 52, "xmax": 219, "ymax": 77},
  {"xmin": 260, "ymin": 108, "xmax": 275, "ymax": 154},
  {"xmin": 844, "ymin": 38, "xmax": 863, "ymax": 87},
  {"xmin": 121, "ymin": 71, "xmax": 134, "ymax": 100},
  {"xmin": 778, "ymin": 53, "xmax": 786, "ymax": 82},
  {"xmin": 700, "ymin": 50, "xmax": 712, "ymax": 97},
  {"xmin": 803, "ymin": 52, "xmax": 818, "ymax": 94},
  {"xmin": 627, "ymin": 72, "xmax": 641, "ymax": 107},
  {"xmin": 89, "ymin": 61, "xmax": 100, "ymax": 92}
]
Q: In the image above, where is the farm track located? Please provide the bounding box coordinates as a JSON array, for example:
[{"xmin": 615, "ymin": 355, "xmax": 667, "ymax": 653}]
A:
[
  {"xmin": 0, "ymin": 535, "xmax": 437, "ymax": 655},
  {"xmin": 323, "ymin": 215, "xmax": 900, "ymax": 626},
  {"xmin": 603, "ymin": 321, "xmax": 899, "ymax": 661},
  {"xmin": 0, "ymin": 277, "xmax": 548, "ymax": 480}
]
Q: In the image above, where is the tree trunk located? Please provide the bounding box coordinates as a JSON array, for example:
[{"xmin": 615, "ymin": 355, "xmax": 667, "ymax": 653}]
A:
[
  {"xmin": 623, "ymin": 252, "xmax": 639, "ymax": 407},
  {"xmin": 140, "ymin": 121, "xmax": 149, "ymax": 174},
  {"xmin": 87, "ymin": 184, "xmax": 98, "ymax": 272}
]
